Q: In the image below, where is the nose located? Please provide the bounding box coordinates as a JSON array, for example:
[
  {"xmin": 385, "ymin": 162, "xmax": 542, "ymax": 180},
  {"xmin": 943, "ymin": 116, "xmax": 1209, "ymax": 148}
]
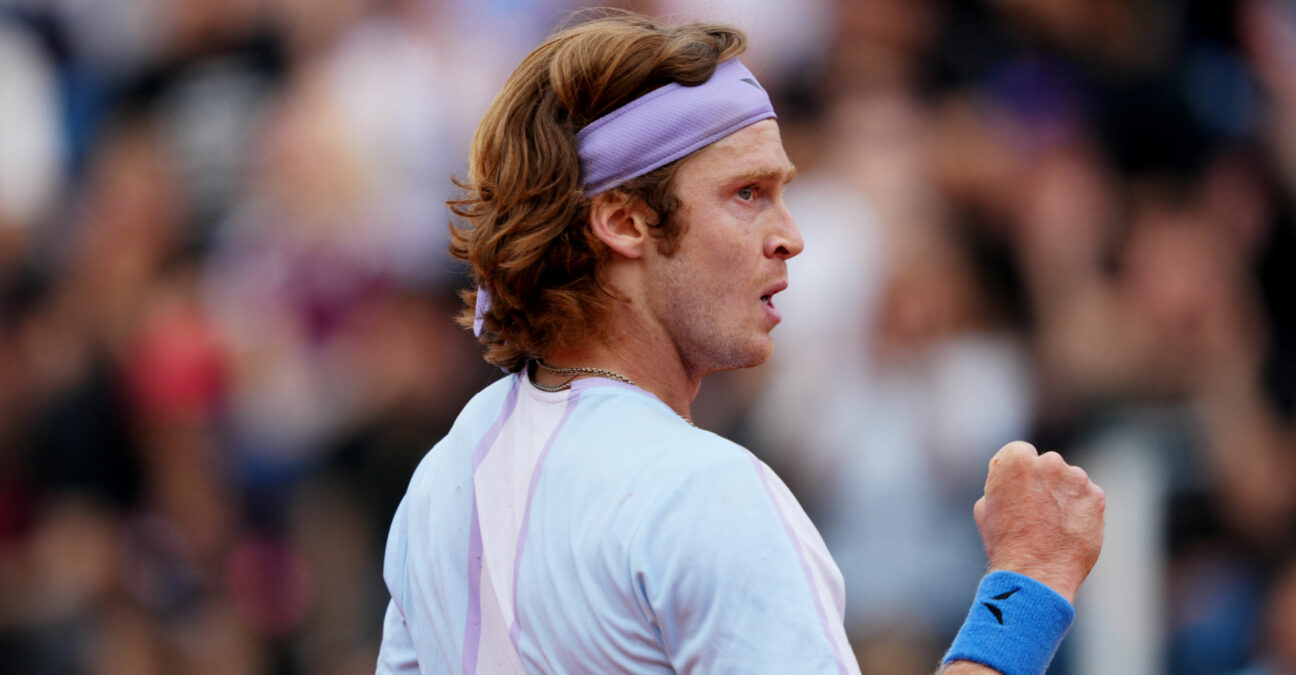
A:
[{"xmin": 764, "ymin": 203, "xmax": 804, "ymax": 260}]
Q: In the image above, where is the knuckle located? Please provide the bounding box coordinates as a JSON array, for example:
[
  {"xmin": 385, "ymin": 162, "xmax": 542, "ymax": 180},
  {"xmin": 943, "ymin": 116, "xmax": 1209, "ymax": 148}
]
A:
[{"xmin": 1040, "ymin": 451, "xmax": 1068, "ymax": 471}]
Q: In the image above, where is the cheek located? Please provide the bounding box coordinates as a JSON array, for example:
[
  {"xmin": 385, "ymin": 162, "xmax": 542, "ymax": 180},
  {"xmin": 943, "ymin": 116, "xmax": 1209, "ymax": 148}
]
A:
[
  {"xmin": 668, "ymin": 211, "xmax": 757, "ymax": 294},
  {"xmin": 713, "ymin": 242, "xmax": 759, "ymax": 292},
  {"xmin": 685, "ymin": 249, "xmax": 745, "ymax": 300}
]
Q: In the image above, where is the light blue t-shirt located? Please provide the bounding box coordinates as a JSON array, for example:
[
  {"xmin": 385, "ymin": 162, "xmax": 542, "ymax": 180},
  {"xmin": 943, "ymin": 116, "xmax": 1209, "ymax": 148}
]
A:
[{"xmin": 377, "ymin": 372, "xmax": 858, "ymax": 674}]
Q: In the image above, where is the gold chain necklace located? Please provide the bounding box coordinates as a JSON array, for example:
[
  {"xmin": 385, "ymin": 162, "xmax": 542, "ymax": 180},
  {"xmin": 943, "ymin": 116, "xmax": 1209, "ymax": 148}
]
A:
[
  {"xmin": 531, "ymin": 359, "xmax": 637, "ymax": 392},
  {"xmin": 531, "ymin": 359, "xmax": 697, "ymax": 428}
]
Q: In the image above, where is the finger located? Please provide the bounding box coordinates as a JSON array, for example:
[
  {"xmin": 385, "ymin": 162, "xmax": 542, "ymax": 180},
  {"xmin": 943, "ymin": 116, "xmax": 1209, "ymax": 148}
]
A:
[
  {"xmin": 988, "ymin": 440, "xmax": 1037, "ymax": 472},
  {"xmin": 1040, "ymin": 450, "xmax": 1067, "ymax": 468},
  {"xmin": 987, "ymin": 442, "xmax": 1040, "ymax": 494},
  {"xmin": 973, "ymin": 495, "xmax": 987, "ymax": 526}
]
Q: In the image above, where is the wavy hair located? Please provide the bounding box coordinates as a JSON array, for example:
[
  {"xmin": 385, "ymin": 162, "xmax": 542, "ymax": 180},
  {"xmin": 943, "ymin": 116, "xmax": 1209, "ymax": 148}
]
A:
[{"xmin": 447, "ymin": 11, "xmax": 748, "ymax": 372}]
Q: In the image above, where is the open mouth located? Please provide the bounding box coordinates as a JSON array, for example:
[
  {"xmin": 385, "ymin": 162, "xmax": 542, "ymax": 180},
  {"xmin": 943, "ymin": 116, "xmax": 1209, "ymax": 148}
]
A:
[{"xmin": 761, "ymin": 281, "xmax": 787, "ymax": 310}]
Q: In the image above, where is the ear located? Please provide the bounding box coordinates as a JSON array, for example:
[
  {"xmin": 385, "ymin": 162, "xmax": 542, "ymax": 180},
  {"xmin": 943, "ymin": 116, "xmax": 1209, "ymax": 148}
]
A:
[{"xmin": 589, "ymin": 191, "xmax": 656, "ymax": 259}]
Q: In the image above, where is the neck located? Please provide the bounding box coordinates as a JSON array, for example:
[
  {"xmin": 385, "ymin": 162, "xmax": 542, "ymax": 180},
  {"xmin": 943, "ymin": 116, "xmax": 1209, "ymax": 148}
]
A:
[{"xmin": 540, "ymin": 319, "xmax": 701, "ymax": 423}]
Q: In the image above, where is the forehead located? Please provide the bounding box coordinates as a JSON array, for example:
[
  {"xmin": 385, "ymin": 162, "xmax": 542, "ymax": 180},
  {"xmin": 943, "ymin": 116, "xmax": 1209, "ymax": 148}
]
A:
[{"xmin": 676, "ymin": 120, "xmax": 793, "ymax": 185}]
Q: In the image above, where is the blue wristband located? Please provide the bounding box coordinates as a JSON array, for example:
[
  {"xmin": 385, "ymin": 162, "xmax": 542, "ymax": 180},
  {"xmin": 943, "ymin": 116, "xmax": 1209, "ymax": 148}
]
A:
[{"xmin": 942, "ymin": 571, "xmax": 1075, "ymax": 675}]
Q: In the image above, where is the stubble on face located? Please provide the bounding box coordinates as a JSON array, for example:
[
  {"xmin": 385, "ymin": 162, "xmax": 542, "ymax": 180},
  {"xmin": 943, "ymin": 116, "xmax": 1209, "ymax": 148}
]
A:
[
  {"xmin": 642, "ymin": 121, "xmax": 797, "ymax": 379},
  {"xmin": 651, "ymin": 247, "xmax": 770, "ymax": 377}
]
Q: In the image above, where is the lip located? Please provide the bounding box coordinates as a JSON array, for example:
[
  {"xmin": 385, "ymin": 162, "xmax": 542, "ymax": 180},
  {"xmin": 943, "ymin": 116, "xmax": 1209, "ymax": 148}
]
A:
[
  {"xmin": 760, "ymin": 280, "xmax": 788, "ymax": 325},
  {"xmin": 762, "ymin": 280, "xmax": 788, "ymax": 298}
]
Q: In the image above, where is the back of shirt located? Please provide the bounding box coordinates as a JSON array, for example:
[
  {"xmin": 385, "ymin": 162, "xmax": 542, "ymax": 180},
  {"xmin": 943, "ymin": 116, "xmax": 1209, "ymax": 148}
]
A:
[{"xmin": 377, "ymin": 373, "xmax": 858, "ymax": 674}]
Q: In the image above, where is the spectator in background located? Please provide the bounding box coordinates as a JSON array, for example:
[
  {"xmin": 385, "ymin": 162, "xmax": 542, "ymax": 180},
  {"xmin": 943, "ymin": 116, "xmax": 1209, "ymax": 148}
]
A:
[{"xmin": 0, "ymin": 0, "xmax": 1293, "ymax": 673}]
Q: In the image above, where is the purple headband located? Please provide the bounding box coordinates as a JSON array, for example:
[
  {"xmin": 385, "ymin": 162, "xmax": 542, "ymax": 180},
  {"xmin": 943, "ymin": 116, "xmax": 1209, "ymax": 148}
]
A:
[{"xmin": 576, "ymin": 58, "xmax": 777, "ymax": 197}]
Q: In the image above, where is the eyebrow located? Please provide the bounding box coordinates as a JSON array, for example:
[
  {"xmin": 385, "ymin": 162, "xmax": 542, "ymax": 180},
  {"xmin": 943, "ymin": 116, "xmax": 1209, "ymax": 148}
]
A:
[{"xmin": 728, "ymin": 163, "xmax": 798, "ymax": 186}]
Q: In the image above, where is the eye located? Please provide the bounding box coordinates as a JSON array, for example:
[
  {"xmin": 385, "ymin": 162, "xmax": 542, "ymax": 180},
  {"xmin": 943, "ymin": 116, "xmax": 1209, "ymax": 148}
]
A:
[{"xmin": 737, "ymin": 186, "xmax": 757, "ymax": 201}]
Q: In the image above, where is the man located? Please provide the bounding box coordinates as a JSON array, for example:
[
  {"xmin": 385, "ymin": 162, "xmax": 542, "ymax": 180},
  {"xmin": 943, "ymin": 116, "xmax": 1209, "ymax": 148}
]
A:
[{"xmin": 377, "ymin": 12, "xmax": 1104, "ymax": 675}]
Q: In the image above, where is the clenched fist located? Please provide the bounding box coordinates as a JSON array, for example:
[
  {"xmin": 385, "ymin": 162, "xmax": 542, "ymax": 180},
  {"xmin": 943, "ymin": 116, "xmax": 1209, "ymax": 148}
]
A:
[{"xmin": 973, "ymin": 441, "xmax": 1105, "ymax": 603}]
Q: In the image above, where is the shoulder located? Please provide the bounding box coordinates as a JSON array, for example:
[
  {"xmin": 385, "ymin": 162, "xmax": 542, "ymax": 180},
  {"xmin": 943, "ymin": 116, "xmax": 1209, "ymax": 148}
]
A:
[
  {"xmin": 456, "ymin": 372, "xmax": 522, "ymax": 432},
  {"xmin": 424, "ymin": 373, "xmax": 520, "ymax": 458},
  {"xmin": 539, "ymin": 381, "xmax": 772, "ymax": 538},
  {"xmin": 563, "ymin": 382, "xmax": 752, "ymax": 469},
  {"xmin": 615, "ymin": 420, "xmax": 853, "ymax": 672},
  {"xmin": 562, "ymin": 390, "xmax": 785, "ymax": 548},
  {"xmin": 401, "ymin": 373, "xmax": 520, "ymax": 493},
  {"xmin": 565, "ymin": 390, "xmax": 767, "ymax": 514}
]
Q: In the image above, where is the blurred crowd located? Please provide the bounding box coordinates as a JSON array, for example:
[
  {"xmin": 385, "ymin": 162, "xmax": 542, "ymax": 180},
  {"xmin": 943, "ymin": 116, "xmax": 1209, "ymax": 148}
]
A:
[{"xmin": 0, "ymin": 0, "xmax": 1293, "ymax": 673}]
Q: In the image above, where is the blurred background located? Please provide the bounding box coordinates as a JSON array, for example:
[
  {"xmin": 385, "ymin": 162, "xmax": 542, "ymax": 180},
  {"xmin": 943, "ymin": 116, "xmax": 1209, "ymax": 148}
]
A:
[{"xmin": 0, "ymin": 0, "xmax": 1292, "ymax": 673}]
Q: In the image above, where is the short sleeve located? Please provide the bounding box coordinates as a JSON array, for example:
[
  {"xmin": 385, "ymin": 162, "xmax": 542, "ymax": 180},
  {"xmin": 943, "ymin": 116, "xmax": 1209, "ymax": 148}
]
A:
[
  {"xmin": 377, "ymin": 497, "xmax": 419, "ymax": 674},
  {"xmin": 627, "ymin": 450, "xmax": 859, "ymax": 674},
  {"xmin": 376, "ymin": 599, "xmax": 419, "ymax": 674}
]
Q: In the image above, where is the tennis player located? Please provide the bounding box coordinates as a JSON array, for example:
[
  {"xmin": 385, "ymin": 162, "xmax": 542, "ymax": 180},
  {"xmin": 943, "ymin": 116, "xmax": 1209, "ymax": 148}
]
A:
[{"xmin": 377, "ymin": 12, "xmax": 1104, "ymax": 675}]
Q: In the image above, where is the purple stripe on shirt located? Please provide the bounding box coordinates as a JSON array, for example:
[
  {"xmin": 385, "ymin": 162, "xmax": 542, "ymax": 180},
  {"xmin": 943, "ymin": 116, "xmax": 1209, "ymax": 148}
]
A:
[
  {"xmin": 509, "ymin": 388, "xmax": 582, "ymax": 651},
  {"xmin": 749, "ymin": 455, "xmax": 851, "ymax": 675},
  {"xmin": 462, "ymin": 376, "xmax": 522, "ymax": 675}
]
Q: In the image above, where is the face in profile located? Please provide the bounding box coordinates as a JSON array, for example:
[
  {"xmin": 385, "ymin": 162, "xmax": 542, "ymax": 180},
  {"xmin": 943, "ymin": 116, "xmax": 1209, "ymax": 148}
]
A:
[{"xmin": 641, "ymin": 119, "xmax": 803, "ymax": 376}]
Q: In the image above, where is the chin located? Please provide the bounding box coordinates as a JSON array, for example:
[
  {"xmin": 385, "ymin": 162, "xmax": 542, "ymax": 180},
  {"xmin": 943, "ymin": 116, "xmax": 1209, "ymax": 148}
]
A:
[
  {"xmin": 746, "ymin": 339, "xmax": 774, "ymax": 367},
  {"xmin": 699, "ymin": 336, "xmax": 773, "ymax": 374}
]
